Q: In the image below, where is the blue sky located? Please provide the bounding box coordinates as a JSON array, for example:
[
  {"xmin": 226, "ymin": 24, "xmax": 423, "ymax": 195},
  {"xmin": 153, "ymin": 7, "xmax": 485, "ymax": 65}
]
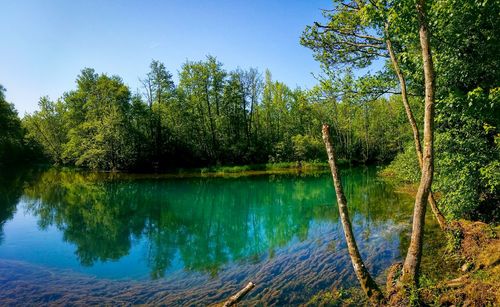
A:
[{"xmin": 0, "ymin": 0, "xmax": 330, "ymax": 115}]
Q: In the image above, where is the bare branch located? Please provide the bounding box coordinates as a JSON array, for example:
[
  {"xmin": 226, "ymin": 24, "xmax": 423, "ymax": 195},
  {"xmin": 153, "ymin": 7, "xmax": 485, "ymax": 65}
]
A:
[
  {"xmin": 315, "ymin": 23, "xmax": 383, "ymax": 42},
  {"xmin": 326, "ymin": 39, "xmax": 386, "ymax": 50},
  {"xmin": 339, "ymin": 2, "xmax": 360, "ymax": 10}
]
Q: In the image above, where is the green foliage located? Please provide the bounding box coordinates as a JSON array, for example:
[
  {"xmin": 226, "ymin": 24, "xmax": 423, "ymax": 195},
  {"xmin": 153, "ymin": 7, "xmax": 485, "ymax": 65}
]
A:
[
  {"xmin": 380, "ymin": 141, "xmax": 420, "ymax": 184},
  {"xmin": 23, "ymin": 97, "xmax": 67, "ymax": 164},
  {"xmin": 433, "ymin": 88, "xmax": 500, "ymax": 220},
  {"xmin": 20, "ymin": 58, "xmax": 412, "ymax": 170},
  {"xmin": 373, "ymin": 0, "xmax": 500, "ymax": 222},
  {"xmin": 408, "ymin": 286, "xmax": 420, "ymax": 307},
  {"xmin": 292, "ymin": 134, "xmax": 324, "ymax": 161},
  {"xmin": 385, "ymin": 86, "xmax": 499, "ymax": 220},
  {"xmin": 480, "ymin": 161, "xmax": 500, "ymax": 194},
  {"xmin": 307, "ymin": 287, "xmax": 366, "ymax": 306},
  {"xmin": 0, "ymin": 85, "xmax": 38, "ymax": 167},
  {"xmin": 63, "ymin": 70, "xmax": 134, "ymax": 170},
  {"xmin": 434, "ymin": 133, "xmax": 489, "ymax": 219},
  {"xmin": 430, "ymin": 0, "xmax": 500, "ymax": 94},
  {"xmin": 306, "ymin": 73, "xmax": 416, "ymax": 164},
  {"xmin": 445, "ymin": 228, "xmax": 463, "ymax": 253},
  {"xmin": 300, "ymin": 0, "xmax": 388, "ymax": 71},
  {"xmin": 0, "ymin": 85, "xmax": 24, "ymax": 167}
]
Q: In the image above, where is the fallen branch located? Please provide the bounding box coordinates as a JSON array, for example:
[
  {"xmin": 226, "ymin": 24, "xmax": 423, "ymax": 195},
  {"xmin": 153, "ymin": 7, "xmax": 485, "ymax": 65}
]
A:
[{"xmin": 222, "ymin": 282, "xmax": 255, "ymax": 307}]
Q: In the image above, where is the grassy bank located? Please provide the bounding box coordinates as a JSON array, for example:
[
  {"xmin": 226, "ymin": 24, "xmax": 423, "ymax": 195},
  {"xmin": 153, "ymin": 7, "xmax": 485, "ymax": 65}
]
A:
[
  {"xmin": 171, "ymin": 160, "xmax": 345, "ymax": 177},
  {"xmin": 198, "ymin": 161, "xmax": 332, "ymax": 174},
  {"xmin": 419, "ymin": 220, "xmax": 500, "ymax": 306}
]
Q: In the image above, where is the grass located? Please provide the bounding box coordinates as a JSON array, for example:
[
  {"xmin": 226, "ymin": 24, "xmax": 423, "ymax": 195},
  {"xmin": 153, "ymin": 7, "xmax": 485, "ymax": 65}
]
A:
[
  {"xmin": 306, "ymin": 287, "xmax": 367, "ymax": 306},
  {"xmin": 186, "ymin": 160, "xmax": 340, "ymax": 176}
]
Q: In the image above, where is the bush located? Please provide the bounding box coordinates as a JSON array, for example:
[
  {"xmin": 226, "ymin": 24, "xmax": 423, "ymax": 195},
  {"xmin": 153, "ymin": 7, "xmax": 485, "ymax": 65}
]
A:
[
  {"xmin": 382, "ymin": 87, "xmax": 500, "ymax": 221},
  {"xmin": 379, "ymin": 142, "xmax": 420, "ymax": 184},
  {"xmin": 291, "ymin": 134, "xmax": 325, "ymax": 162}
]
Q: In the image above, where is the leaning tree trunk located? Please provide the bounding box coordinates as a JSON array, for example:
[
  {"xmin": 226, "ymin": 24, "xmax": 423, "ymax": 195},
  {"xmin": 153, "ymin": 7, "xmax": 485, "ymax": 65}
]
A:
[
  {"xmin": 401, "ymin": 0, "xmax": 436, "ymax": 287},
  {"xmin": 385, "ymin": 23, "xmax": 448, "ymax": 230},
  {"xmin": 384, "ymin": 23, "xmax": 447, "ymax": 231},
  {"xmin": 322, "ymin": 124, "xmax": 386, "ymax": 306}
]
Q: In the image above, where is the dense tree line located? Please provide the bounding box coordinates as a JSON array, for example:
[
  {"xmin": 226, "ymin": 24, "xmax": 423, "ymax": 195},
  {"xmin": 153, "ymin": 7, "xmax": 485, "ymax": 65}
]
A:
[{"xmin": 6, "ymin": 58, "xmax": 414, "ymax": 171}]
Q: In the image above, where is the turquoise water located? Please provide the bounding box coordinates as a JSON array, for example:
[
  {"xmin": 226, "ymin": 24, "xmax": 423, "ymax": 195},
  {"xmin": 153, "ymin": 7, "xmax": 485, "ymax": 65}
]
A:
[{"xmin": 0, "ymin": 167, "xmax": 417, "ymax": 305}]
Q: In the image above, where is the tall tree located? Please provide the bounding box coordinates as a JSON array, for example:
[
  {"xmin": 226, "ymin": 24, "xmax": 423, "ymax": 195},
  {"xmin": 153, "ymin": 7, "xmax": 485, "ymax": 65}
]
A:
[
  {"xmin": 23, "ymin": 97, "xmax": 67, "ymax": 164},
  {"xmin": 141, "ymin": 60, "xmax": 176, "ymax": 166},
  {"xmin": 64, "ymin": 70, "xmax": 133, "ymax": 170},
  {"xmin": 301, "ymin": 0, "xmax": 447, "ymax": 228},
  {"xmin": 178, "ymin": 57, "xmax": 227, "ymax": 163},
  {"xmin": 241, "ymin": 68, "xmax": 263, "ymax": 147},
  {"xmin": 322, "ymin": 124, "xmax": 385, "ymax": 306},
  {"xmin": 401, "ymin": 0, "xmax": 436, "ymax": 287}
]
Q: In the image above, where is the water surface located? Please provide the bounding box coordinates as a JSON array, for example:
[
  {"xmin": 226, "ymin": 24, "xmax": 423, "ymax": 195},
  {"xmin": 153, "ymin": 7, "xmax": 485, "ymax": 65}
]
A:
[{"xmin": 0, "ymin": 167, "xmax": 418, "ymax": 305}]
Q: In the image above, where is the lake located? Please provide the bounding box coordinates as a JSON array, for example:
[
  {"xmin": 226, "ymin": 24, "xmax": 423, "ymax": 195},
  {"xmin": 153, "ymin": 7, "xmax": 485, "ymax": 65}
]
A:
[{"xmin": 0, "ymin": 167, "xmax": 432, "ymax": 305}]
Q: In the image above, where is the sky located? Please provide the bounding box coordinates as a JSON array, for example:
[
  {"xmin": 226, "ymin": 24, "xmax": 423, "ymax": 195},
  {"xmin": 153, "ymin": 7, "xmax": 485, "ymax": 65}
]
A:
[{"xmin": 0, "ymin": 0, "xmax": 330, "ymax": 115}]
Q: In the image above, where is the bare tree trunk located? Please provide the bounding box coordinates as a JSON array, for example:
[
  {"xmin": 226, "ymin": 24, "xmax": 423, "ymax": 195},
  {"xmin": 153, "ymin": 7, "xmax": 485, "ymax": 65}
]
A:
[
  {"xmin": 322, "ymin": 124, "xmax": 386, "ymax": 306},
  {"xmin": 384, "ymin": 23, "xmax": 447, "ymax": 231},
  {"xmin": 205, "ymin": 82, "xmax": 217, "ymax": 159},
  {"xmin": 156, "ymin": 84, "xmax": 163, "ymax": 164},
  {"xmin": 401, "ymin": 0, "xmax": 436, "ymax": 287}
]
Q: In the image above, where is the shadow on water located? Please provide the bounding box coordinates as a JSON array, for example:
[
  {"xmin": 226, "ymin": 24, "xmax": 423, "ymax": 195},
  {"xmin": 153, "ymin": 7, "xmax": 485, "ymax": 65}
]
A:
[{"xmin": 0, "ymin": 166, "xmax": 421, "ymax": 305}]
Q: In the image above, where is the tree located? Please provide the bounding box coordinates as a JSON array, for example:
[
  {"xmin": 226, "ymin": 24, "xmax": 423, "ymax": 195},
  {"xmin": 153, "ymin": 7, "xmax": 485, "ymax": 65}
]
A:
[
  {"xmin": 23, "ymin": 97, "xmax": 67, "ymax": 164},
  {"xmin": 322, "ymin": 124, "xmax": 385, "ymax": 305},
  {"xmin": 220, "ymin": 71, "xmax": 247, "ymax": 161},
  {"xmin": 301, "ymin": 0, "xmax": 447, "ymax": 229},
  {"xmin": 400, "ymin": 0, "xmax": 437, "ymax": 287},
  {"xmin": 302, "ymin": 0, "xmax": 480, "ymax": 300},
  {"xmin": 383, "ymin": 0, "xmax": 500, "ymax": 221},
  {"xmin": 141, "ymin": 60, "xmax": 176, "ymax": 167},
  {"xmin": 0, "ymin": 85, "xmax": 24, "ymax": 167},
  {"xmin": 21, "ymin": 56, "xmax": 428, "ymax": 170},
  {"xmin": 178, "ymin": 56, "xmax": 228, "ymax": 163},
  {"xmin": 64, "ymin": 69, "xmax": 134, "ymax": 170},
  {"xmin": 430, "ymin": 0, "xmax": 500, "ymax": 221},
  {"xmin": 241, "ymin": 68, "xmax": 263, "ymax": 149}
]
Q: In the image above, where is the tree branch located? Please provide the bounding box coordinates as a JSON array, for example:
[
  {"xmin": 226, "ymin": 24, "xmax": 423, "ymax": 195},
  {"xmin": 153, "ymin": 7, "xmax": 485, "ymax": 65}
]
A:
[{"xmin": 315, "ymin": 23, "xmax": 383, "ymax": 42}]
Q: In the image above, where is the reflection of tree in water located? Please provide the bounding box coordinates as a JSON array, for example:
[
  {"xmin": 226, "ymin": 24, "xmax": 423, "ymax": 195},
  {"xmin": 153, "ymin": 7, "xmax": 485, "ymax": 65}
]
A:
[
  {"xmin": 22, "ymin": 168, "xmax": 412, "ymax": 278},
  {"xmin": 0, "ymin": 168, "xmax": 34, "ymax": 244}
]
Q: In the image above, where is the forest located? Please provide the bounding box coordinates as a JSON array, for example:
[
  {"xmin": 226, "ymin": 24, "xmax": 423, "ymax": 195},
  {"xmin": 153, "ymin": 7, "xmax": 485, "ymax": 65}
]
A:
[
  {"xmin": 0, "ymin": 0, "xmax": 499, "ymax": 305},
  {"xmin": 2, "ymin": 59, "xmax": 417, "ymax": 171}
]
